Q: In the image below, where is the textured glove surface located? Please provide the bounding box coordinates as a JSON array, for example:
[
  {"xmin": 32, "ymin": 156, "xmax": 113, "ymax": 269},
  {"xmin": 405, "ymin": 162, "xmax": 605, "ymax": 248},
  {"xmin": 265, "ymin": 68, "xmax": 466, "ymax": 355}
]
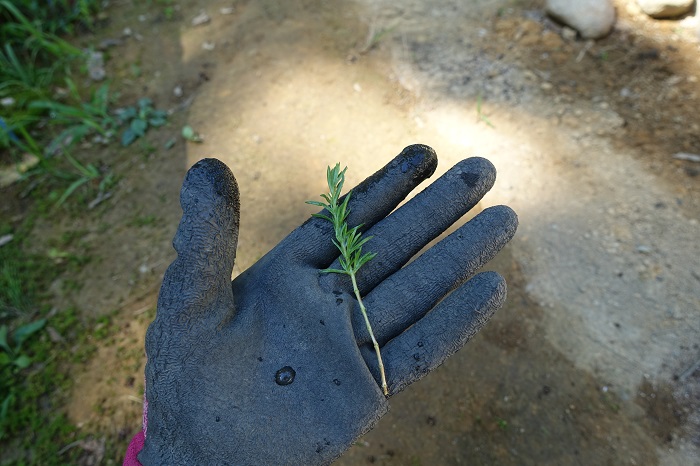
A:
[{"xmin": 140, "ymin": 145, "xmax": 518, "ymax": 465}]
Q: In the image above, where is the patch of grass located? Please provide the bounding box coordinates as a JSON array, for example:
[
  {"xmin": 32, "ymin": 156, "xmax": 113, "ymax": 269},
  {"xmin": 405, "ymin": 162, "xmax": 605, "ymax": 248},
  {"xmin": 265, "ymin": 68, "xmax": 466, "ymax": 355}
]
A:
[
  {"xmin": 93, "ymin": 315, "xmax": 113, "ymax": 341},
  {"xmin": 60, "ymin": 229, "xmax": 89, "ymax": 247},
  {"xmin": 0, "ymin": 0, "xmax": 118, "ymax": 210},
  {"xmin": 0, "ymin": 306, "xmax": 99, "ymax": 465},
  {"xmin": 0, "ymin": 216, "xmax": 107, "ymax": 463},
  {"xmin": 129, "ymin": 214, "xmax": 158, "ymax": 228},
  {"xmin": 0, "ymin": 225, "xmax": 54, "ymax": 319},
  {"xmin": 0, "ymin": 300, "xmax": 110, "ymax": 464},
  {"xmin": 150, "ymin": 0, "xmax": 177, "ymax": 20},
  {"xmin": 1, "ymin": 1, "xmax": 167, "ymax": 208},
  {"xmin": 2, "ymin": 1, "xmax": 99, "ymax": 38},
  {"xmin": 0, "ymin": 1, "xmax": 92, "ymax": 153}
]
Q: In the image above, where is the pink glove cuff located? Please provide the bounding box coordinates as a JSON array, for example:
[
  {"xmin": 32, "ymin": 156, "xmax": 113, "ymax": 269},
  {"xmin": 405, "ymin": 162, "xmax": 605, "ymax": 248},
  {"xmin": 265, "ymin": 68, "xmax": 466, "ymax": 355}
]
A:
[
  {"xmin": 123, "ymin": 378, "xmax": 148, "ymax": 466},
  {"xmin": 123, "ymin": 431, "xmax": 144, "ymax": 466}
]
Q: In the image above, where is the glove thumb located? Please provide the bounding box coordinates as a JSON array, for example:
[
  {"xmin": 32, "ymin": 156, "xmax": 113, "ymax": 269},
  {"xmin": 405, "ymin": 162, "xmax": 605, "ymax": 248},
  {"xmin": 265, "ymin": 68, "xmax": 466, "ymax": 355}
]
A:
[{"xmin": 157, "ymin": 158, "xmax": 240, "ymax": 327}]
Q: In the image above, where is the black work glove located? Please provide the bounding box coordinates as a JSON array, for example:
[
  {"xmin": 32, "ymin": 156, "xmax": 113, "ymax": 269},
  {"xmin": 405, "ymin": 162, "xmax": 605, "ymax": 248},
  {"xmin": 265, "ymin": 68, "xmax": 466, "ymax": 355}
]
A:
[{"xmin": 139, "ymin": 144, "xmax": 518, "ymax": 465}]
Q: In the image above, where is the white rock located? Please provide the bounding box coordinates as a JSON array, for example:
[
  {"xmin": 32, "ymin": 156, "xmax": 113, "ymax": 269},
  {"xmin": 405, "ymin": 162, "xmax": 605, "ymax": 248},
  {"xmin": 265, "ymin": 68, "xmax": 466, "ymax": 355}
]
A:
[
  {"xmin": 192, "ymin": 10, "xmax": 211, "ymax": 26},
  {"xmin": 673, "ymin": 152, "xmax": 700, "ymax": 162},
  {"xmin": 636, "ymin": 0, "xmax": 694, "ymax": 18},
  {"xmin": 0, "ymin": 234, "xmax": 13, "ymax": 247},
  {"xmin": 546, "ymin": 0, "xmax": 616, "ymax": 39},
  {"xmin": 87, "ymin": 51, "xmax": 106, "ymax": 81},
  {"xmin": 561, "ymin": 26, "xmax": 578, "ymax": 41}
]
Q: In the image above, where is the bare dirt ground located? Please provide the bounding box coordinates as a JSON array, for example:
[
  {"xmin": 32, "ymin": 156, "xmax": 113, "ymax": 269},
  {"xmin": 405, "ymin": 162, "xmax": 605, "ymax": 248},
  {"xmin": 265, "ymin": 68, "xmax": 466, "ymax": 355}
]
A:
[{"xmin": 24, "ymin": 0, "xmax": 699, "ymax": 463}]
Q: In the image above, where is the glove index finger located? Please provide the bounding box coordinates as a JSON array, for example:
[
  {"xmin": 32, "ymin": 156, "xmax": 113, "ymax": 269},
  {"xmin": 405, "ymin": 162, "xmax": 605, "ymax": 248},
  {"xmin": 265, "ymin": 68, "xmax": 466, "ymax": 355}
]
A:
[
  {"xmin": 281, "ymin": 144, "xmax": 438, "ymax": 268},
  {"xmin": 157, "ymin": 158, "xmax": 240, "ymax": 327}
]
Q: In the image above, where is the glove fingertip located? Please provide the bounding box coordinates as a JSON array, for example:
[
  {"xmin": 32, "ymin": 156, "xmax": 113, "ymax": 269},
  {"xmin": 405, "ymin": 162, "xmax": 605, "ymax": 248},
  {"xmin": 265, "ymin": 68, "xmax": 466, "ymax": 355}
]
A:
[
  {"xmin": 175, "ymin": 159, "xmax": 240, "ymax": 253},
  {"xmin": 181, "ymin": 158, "xmax": 240, "ymax": 218}
]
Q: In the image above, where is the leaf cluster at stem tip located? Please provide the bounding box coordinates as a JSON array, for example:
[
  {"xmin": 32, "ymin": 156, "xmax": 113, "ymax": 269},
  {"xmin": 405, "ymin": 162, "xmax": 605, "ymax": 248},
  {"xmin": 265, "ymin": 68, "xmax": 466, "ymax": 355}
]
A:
[{"xmin": 306, "ymin": 164, "xmax": 377, "ymax": 275}]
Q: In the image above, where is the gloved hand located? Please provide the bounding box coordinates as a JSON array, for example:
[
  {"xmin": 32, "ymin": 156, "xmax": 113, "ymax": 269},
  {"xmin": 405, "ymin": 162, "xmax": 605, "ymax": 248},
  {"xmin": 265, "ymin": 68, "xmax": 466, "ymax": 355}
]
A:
[{"xmin": 137, "ymin": 144, "xmax": 518, "ymax": 465}]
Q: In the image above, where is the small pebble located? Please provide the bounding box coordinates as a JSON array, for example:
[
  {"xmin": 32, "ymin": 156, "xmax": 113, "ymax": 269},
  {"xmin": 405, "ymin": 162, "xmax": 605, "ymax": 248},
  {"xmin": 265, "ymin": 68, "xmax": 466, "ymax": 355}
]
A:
[{"xmin": 192, "ymin": 11, "xmax": 211, "ymax": 26}]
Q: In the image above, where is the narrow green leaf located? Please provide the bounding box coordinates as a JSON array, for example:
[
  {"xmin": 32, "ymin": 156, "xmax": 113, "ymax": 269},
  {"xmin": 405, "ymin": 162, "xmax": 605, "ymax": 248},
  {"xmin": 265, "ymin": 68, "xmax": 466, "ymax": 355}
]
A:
[
  {"xmin": 56, "ymin": 177, "xmax": 89, "ymax": 206},
  {"xmin": 319, "ymin": 268, "xmax": 348, "ymax": 275},
  {"xmin": 357, "ymin": 252, "xmax": 377, "ymax": 267},
  {"xmin": 311, "ymin": 213, "xmax": 332, "ymax": 222},
  {"xmin": 306, "ymin": 200, "xmax": 326, "ymax": 207},
  {"xmin": 1, "ymin": 393, "xmax": 14, "ymax": 423},
  {"xmin": 0, "ymin": 326, "xmax": 10, "ymax": 353},
  {"xmin": 331, "ymin": 238, "xmax": 343, "ymax": 251},
  {"xmin": 354, "ymin": 235, "xmax": 373, "ymax": 250},
  {"xmin": 12, "ymin": 319, "xmax": 46, "ymax": 348}
]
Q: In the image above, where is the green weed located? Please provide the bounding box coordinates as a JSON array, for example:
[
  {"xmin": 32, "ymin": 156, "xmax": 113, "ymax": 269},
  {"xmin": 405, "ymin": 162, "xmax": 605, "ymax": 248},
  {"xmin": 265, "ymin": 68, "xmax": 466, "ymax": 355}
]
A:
[{"xmin": 117, "ymin": 98, "xmax": 168, "ymax": 146}]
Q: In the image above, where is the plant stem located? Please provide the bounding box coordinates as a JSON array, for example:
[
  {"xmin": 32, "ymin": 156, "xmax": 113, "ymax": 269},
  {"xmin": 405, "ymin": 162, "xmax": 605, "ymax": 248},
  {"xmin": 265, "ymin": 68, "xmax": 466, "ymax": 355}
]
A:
[
  {"xmin": 350, "ymin": 273, "xmax": 388, "ymax": 395},
  {"xmin": 307, "ymin": 164, "xmax": 389, "ymax": 397}
]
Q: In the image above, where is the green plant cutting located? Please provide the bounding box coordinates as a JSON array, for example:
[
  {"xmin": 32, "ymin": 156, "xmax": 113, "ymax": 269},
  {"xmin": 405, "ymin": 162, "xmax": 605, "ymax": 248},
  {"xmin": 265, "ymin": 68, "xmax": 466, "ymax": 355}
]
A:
[{"xmin": 307, "ymin": 164, "xmax": 388, "ymax": 395}]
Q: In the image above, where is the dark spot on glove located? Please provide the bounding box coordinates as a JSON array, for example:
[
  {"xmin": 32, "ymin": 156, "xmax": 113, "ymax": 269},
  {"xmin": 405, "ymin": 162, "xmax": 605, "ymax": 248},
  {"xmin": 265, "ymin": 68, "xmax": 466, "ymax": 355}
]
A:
[
  {"xmin": 460, "ymin": 171, "xmax": 480, "ymax": 187},
  {"xmin": 315, "ymin": 439, "xmax": 332, "ymax": 454},
  {"xmin": 275, "ymin": 366, "xmax": 296, "ymax": 385}
]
